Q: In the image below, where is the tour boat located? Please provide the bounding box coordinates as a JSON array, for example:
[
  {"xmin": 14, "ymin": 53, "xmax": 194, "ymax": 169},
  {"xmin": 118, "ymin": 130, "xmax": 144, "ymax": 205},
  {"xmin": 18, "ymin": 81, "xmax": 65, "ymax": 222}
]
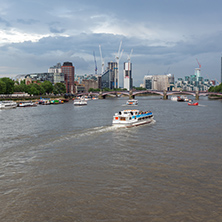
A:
[
  {"xmin": 73, "ymin": 99, "xmax": 87, "ymax": 106},
  {"xmin": 112, "ymin": 109, "xmax": 154, "ymax": 128},
  {"xmin": 188, "ymin": 102, "xmax": 198, "ymax": 106},
  {"xmin": 18, "ymin": 101, "xmax": 37, "ymax": 107},
  {"xmin": 0, "ymin": 101, "xmax": 17, "ymax": 109},
  {"xmin": 126, "ymin": 99, "xmax": 138, "ymax": 106},
  {"xmin": 171, "ymin": 96, "xmax": 178, "ymax": 101}
]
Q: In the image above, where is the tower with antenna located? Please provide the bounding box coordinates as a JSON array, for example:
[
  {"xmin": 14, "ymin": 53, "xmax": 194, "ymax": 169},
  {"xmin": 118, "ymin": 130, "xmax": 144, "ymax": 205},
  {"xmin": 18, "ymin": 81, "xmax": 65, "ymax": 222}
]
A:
[
  {"xmin": 93, "ymin": 51, "xmax": 97, "ymax": 75},
  {"xmin": 99, "ymin": 45, "xmax": 105, "ymax": 74},
  {"xmin": 123, "ymin": 49, "xmax": 133, "ymax": 90},
  {"xmin": 195, "ymin": 58, "xmax": 201, "ymax": 80}
]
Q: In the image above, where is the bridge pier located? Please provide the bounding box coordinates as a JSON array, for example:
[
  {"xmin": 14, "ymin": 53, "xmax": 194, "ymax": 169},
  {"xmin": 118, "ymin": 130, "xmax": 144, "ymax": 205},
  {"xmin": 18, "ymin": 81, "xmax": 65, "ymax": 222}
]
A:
[
  {"xmin": 163, "ymin": 90, "xmax": 168, "ymax": 100},
  {"xmin": 99, "ymin": 90, "xmax": 104, "ymax": 99},
  {"xmin": 195, "ymin": 90, "xmax": 199, "ymax": 100},
  {"xmin": 129, "ymin": 90, "xmax": 134, "ymax": 99}
]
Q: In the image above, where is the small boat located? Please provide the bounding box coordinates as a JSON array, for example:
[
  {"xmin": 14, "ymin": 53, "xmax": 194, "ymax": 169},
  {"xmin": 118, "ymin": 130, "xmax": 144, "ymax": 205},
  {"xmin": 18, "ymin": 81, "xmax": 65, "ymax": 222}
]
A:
[
  {"xmin": 177, "ymin": 95, "xmax": 189, "ymax": 102},
  {"xmin": 0, "ymin": 101, "xmax": 17, "ymax": 109},
  {"xmin": 39, "ymin": 98, "xmax": 50, "ymax": 105},
  {"xmin": 74, "ymin": 99, "xmax": 87, "ymax": 106},
  {"xmin": 188, "ymin": 102, "xmax": 198, "ymax": 106},
  {"xmin": 112, "ymin": 109, "xmax": 154, "ymax": 128},
  {"xmin": 171, "ymin": 96, "xmax": 178, "ymax": 101},
  {"xmin": 18, "ymin": 101, "xmax": 37, "ymax": 107},
  {"xmin": 126, "ymin": 99, "xmax": 138, "ymax": 106}
]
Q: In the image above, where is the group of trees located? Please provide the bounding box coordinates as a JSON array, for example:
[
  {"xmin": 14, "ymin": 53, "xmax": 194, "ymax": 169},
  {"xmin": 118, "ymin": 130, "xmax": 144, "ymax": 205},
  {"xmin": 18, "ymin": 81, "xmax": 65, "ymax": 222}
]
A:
[
  {"xmin": 208, "ymin": 83, "xmax": 222, "ymax": 93},
  {"xmin": 0, "ymin": 77, "xmax": 66, "ymax": 95}
]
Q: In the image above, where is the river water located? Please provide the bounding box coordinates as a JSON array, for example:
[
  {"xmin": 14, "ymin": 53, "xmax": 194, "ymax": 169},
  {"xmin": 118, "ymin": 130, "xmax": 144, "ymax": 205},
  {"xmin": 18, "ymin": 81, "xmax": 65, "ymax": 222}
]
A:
[{"xmin": 0, "ymin": 96, "xmax": 222, "ymax": 222}]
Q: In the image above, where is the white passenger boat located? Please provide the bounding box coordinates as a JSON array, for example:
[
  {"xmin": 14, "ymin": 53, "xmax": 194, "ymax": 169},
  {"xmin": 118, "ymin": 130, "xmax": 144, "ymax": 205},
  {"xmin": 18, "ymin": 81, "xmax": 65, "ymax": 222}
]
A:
[
  {"xmin": 126, "ymin": 99, "xmax": 138, "ymax": 105},
  {"xmin": 74, "ymin": 99, "xmax": 87, "ymax": 106},
  {"xmin": 18, "ymin": 101, "xmax": 37, "ymax": 107},
  {"xmin": 0, "ymin": 101, "xmax": 17, "ymax": 109},
  {"xmin": 112, "ymin": 109, "xmax": 154, "ymax": 128},
  {"xmin": 171, "ymin": 96, "xmax": 178, "ymax": 101}
]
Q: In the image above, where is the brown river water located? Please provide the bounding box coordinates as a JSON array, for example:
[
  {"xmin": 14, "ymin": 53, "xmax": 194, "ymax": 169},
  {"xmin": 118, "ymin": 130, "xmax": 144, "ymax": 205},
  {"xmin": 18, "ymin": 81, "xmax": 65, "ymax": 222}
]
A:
[{"xmin": 0, "ymin": 96, "xmax": 222, "ymax": 222}]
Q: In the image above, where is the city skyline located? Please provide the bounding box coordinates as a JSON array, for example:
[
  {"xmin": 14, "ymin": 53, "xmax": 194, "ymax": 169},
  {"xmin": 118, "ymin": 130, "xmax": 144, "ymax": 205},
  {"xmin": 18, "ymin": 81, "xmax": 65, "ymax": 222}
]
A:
[{"xmin": 0, "ymin": 0, "xmax": 222, "ymax": 86}]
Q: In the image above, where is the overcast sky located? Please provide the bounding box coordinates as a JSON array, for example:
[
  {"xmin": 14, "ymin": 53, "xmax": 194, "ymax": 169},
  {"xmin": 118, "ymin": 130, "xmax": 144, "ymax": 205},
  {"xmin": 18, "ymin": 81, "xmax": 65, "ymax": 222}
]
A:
[{"xmin": 0, "ymin": 0, "xmax": 222, "ymax": 86}]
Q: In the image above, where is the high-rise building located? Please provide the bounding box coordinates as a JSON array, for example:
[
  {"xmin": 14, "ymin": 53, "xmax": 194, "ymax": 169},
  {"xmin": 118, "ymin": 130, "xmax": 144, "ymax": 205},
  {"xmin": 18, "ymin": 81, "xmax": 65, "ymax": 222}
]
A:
[
  {"xmin": 108, "ymin": 62, "xmax": 118, "ymax": 88},
  {"xmin": 48, "ymin": 63, "xmax": 64, "ymax": 84},
  {"xmin": 123, "ymin": 62, "xmax": 133, "ymax": 90},
  {"xmin": 62, "ymin": 62, "xmax": 75, "ymax": 94}
]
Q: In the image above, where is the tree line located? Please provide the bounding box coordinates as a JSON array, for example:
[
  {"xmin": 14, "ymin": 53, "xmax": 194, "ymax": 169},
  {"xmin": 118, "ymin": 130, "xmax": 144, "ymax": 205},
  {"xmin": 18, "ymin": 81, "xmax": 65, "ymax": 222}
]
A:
[
  {"xmin": 0, "ymin": 77, "xmax": 66, "ymax": 95},
  {"xmin": 208, "ymin": 83, "xmax": 222, "ymax": 93}
]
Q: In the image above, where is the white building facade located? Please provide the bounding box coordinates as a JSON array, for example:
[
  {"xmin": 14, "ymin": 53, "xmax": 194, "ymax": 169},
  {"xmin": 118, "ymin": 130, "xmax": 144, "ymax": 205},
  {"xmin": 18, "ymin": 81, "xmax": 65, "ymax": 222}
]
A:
[{"xmin": 123, "ymin": 62, "xmax": 133, "ymax": 90}]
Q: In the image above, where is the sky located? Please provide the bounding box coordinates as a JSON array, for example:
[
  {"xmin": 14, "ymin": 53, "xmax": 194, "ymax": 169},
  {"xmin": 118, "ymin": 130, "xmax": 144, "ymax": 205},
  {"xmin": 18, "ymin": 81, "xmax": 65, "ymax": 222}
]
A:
[{"xmin": 0, "ymin": 0, "xmax": 222, "ymax": 86}]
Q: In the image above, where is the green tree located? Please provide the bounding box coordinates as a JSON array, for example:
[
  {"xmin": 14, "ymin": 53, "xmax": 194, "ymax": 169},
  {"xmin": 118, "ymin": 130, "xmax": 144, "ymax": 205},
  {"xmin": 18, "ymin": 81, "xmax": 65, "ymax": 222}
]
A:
[
  {"xmin": 53, "ymin": 83, "xmax": 66, "ymax": 94},
  {"xmin": 42, "ymin": 81, "xmax": 53, "ymax": 94},
  {"xmin": 33, "ymin": 84, "xmax": 45, "ymax": 95},
  {"xmin": 0, "ymin": 80, "xmax": 6, "ymax": 94},
  {"xmin": 0, "ymin": 77, "xmax": 14, "ymax": 94}
]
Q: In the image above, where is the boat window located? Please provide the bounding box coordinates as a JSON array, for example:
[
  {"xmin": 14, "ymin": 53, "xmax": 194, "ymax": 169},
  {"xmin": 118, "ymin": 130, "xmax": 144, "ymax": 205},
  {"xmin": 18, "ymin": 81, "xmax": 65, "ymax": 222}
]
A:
[{"xmin": 120, "ymin": 117, "xmax": 126, "ymax": 121}]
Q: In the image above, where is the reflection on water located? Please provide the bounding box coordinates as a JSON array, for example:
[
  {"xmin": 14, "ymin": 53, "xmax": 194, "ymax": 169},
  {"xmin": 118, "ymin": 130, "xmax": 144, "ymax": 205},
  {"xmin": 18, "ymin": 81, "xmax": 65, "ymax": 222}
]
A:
[{"xmin": 0, "ymin": 97, "xmax": 222, "ymax": 221}]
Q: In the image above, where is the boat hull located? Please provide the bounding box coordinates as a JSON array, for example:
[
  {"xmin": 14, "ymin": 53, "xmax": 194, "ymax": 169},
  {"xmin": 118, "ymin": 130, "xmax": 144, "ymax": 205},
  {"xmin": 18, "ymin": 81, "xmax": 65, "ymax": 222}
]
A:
[
  {"xmin": 112, "ymin": 109, "xmax": 154, "ymax": 128},
  {"xmin": 188, "ymin": 102, "xmax": 198, "ymax": 106},
  {"xmin": 113, "ymin": 117, "xmax": 154, "ymax": 128}
]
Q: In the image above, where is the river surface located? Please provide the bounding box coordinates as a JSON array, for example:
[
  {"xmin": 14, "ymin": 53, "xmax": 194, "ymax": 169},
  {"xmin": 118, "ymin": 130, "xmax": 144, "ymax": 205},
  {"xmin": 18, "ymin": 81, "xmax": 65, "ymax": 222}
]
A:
[{"xmin": 0, "ymin": 96, "xmax": 222, "ymax": 222}]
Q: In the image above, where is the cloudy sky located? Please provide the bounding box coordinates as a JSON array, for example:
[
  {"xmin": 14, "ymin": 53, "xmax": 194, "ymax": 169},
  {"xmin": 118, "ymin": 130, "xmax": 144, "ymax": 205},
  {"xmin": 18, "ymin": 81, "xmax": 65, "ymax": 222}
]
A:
[{"xmin": 0, "ymin": 0, "xmax": 222, "ymax": 86}]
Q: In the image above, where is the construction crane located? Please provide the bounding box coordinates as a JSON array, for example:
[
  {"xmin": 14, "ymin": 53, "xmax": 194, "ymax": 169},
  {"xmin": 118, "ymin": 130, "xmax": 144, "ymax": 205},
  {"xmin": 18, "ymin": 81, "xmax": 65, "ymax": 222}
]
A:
[
  {"xmin": 196, "ymin": 58, "xmax": 201, "ymax": 69},
  {"xmin": 115, "ymin": 41, "xmax": 124, "ymax": 88},
  {"xmin": 93, "ymin": 51, "xmax": 97, "ymax": 75},
  {"xmin": 99, "ymin": 45, "xmax": 105, "ymax": 74},
  {"xmin": 127, "ymin": 49, "xmax": 133, "ymax": 63}
]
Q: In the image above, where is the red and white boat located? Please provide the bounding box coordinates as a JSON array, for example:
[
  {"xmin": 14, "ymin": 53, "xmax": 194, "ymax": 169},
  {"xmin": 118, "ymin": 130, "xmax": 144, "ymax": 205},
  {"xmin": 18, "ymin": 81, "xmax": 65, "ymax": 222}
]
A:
[{"xmin": 188, "ymin": 102, "xmax": 198, "ymax": 106}]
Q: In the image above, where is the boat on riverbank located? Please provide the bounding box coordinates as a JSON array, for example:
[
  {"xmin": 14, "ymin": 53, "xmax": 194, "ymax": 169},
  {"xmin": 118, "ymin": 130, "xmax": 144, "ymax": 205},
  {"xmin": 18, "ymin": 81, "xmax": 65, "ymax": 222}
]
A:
[
  {"xmin": 126, "ymin": 99, "xmax": 138, "ymax": 106},
  {"xmin": 18, "ymin": 101, "xmax": 37, "ymax": 107},
  {"xmin": 112, "ymin": 109, "xmax": 154, "ymax": 128},
  {"xmin": 0, "ymin": 101, "xmax": 17, "ymax": 109}
]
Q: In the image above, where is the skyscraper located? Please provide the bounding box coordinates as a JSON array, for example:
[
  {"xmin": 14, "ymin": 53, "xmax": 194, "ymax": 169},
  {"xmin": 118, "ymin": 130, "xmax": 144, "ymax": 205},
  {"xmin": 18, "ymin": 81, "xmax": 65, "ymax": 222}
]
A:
[
  {"xmin": 62, "ymin": 62, "xmax": 75, "ymax": 94},
  {"xmin": 123, "ymin": 62, "xmax": 133, "ymax": 90}
]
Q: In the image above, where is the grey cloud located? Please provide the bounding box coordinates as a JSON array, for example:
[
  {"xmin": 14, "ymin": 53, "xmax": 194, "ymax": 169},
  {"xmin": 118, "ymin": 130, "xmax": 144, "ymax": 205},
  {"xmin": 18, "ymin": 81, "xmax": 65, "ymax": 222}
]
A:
[
  {"xmin": 0, "ymin": 17, "xmax": 11, "ymax": 27},
  {"xmin": 17, "ymin": 19, "xmax": 39, "ymax": 25}
]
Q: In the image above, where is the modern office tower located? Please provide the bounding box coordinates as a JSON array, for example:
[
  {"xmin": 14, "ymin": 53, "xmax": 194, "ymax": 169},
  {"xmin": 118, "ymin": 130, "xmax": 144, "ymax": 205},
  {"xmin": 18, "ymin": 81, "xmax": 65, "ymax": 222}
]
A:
[
  {"xmin": 48, "ymin": 63, "xmax": 64, "ymax": 84},
  {"xmin": 195, "ymin": 68, "xmax": 201, "ymax": 80},
  {"xmin": 123, "ymin": 62, "xmax": 133, "ymax": 91},
  {"xmin": 62, "ymin": 62, "xmax": 75, "ymax": 94},
  {"xmin": 143, "ymin": 74, "xmax": 173, "ymax": 91},
  {"xmin": 108, "ymin": 62, "xmax": 118, "ymax": 88},
  {"xmin": 143, "ymin": 75, "xmax": 153, "ymax": 89}
]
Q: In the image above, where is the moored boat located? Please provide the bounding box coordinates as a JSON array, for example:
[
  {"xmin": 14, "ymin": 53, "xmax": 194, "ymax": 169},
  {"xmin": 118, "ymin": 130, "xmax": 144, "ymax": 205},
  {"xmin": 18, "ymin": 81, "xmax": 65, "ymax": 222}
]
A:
[
  {"xmin": 0, "ymin": 101, "xmax": 17, "ymax": 109},
  {"xmin": 126, "ymin": 99, "xmax": 138, "ymax": 106},
  {"xmin": 73, "ymin": 99, "xmax": 87, "ymax": 106},
  {"xmin": 18, "ymin": 101, "xmax": 37, "ymax": 107},
  {"xmin": 112, "ymin": 109, "xmax": 154, "ymax": 128}
]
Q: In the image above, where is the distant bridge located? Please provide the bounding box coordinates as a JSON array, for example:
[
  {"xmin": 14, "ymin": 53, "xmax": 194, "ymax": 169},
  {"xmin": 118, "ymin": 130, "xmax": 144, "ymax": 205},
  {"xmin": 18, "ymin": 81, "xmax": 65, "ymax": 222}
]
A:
[{"xmin": 77, "ymin": 90, "xmax": 222, "ymax": 100}]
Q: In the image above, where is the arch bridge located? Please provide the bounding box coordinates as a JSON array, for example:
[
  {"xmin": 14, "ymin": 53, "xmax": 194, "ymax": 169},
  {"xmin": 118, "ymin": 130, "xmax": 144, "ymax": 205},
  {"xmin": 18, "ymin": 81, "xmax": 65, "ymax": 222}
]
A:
[{"xmin": 76, "ymin": 90, "xmax": 222, "ymax": 100}]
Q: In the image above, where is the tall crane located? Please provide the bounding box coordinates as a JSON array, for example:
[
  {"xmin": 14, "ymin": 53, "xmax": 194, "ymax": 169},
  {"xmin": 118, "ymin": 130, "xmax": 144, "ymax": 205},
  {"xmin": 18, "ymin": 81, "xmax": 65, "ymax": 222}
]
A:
[
  {"xmin": 127, "ymin": 49, "xmax": 133, "ymax": 63},
  {"xmin": 99, "ymin": 45, "xmax": 105, "ymax": 74},
  {"xmin": 196, "ymin": 58, "xmax": 201, "ymax": 69},
  {"xmin": 93, "ymin": 51, "xmax": 97, "ymax": 75},
  {"xmin": 115, "ymin": 40, "xmax": 124, "ymax": 88}
]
